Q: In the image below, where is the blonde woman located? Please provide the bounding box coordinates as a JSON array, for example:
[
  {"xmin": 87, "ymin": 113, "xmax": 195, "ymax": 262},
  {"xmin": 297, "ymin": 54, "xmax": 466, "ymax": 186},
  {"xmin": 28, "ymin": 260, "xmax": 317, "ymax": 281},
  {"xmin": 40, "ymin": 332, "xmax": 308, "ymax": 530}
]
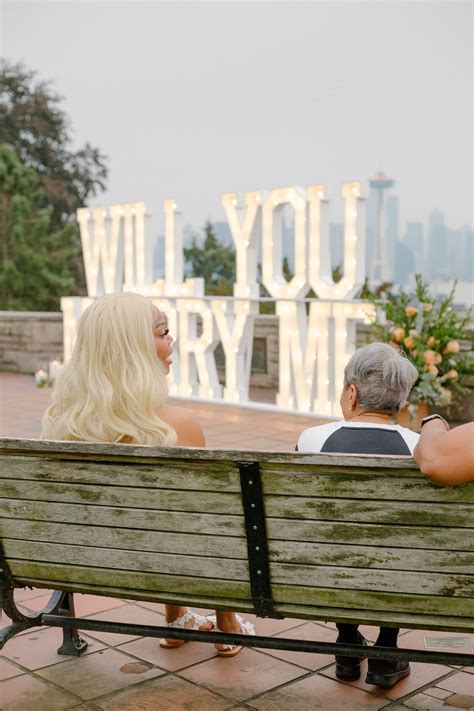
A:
[{"xmin": 42, "ymin": 291, "xmax": 254, "ymax": 656}]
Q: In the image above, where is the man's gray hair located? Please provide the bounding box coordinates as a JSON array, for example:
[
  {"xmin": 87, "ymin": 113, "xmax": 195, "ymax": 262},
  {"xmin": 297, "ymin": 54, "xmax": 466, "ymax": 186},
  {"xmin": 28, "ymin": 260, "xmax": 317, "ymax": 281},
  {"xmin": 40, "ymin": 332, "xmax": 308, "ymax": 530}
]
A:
[{"xmin": 344, "ymin": 342, "xmax": 418, "ymax": 417}]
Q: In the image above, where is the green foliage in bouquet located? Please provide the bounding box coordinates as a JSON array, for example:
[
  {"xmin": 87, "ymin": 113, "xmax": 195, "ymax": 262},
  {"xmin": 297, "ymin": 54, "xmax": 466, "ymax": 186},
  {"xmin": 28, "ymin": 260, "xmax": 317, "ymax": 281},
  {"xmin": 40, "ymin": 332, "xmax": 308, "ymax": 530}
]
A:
[{"xmin": 369, "ymin": 275, "xmax": 474, "ymax": 410}]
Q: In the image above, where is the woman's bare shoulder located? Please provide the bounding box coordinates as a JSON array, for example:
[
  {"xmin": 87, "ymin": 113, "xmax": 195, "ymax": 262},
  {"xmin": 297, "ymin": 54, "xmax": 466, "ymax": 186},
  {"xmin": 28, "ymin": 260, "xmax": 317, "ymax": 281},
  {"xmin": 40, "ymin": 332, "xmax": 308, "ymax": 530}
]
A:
[{"xmin": 158, "ymin": 404, "xmax": 205, "ymax": 446}]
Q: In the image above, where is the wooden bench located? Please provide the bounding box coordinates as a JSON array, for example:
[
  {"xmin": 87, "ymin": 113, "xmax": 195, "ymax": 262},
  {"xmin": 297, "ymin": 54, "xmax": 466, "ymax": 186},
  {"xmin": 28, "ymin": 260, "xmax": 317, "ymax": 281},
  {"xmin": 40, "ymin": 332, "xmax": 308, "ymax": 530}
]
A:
[{"xmin": 1, "ymin": 437, "xmax": 473, "ymax": 668}]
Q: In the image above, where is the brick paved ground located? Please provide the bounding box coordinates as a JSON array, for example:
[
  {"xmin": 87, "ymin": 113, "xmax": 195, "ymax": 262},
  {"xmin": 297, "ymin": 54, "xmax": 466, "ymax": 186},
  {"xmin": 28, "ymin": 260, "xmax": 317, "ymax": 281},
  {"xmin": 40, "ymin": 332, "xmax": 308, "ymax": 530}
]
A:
[{"xmin": 1, "ymin": 372, "xmax": 473, "ymax": 710}]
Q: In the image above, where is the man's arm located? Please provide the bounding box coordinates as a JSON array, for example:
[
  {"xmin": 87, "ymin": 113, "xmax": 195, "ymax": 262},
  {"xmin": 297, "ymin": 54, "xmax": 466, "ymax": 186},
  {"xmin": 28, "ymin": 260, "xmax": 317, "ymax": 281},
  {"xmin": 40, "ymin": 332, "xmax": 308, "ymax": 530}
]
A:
[{"xmin": 413, "ymin": 420, "xmax": 474, "ymax": 486}]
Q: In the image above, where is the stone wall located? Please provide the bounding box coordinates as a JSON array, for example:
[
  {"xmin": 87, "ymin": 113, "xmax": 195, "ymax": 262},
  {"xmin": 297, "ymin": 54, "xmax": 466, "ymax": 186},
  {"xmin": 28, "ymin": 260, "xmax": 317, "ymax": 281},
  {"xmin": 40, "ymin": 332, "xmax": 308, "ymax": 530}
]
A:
[
  {"xmin": 1, "ymin": 310, "xmax": 472, "ymax": 423},
  {"xmin": 0, "ymin": 311, "xmax": 63, "ymax": 374}
]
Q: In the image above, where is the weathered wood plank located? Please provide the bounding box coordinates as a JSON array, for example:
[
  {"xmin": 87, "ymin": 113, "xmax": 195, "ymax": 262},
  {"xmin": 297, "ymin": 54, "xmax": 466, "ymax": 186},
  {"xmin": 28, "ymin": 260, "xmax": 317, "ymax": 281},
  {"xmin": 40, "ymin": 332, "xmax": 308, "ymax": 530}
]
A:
[
  {"xmin": 0, "ymin": 480, "xmax": 244, "ymax": 514},
  {"xmin": 1, "ymin": 458, "xmax": 241, "ymax": 493},
  {"xmin": 0, "ymin": 437, "xmax": 421, "ymax": 469},
  {"xmin": 270, "ymin": 562, "xmax": 474, "ymax": 597},
  {"xmin": 4, "ymin": 539, "xmax": 250, "ymax": 580},
  {"xmin": 0, "ymin": 500, "xmax": 246, "ymax": 536},
  {"xmin": 266, "ymin": 519, "xmax": 474, "ymax": 551},
  {"xmin": 12, "ymin": 577, "xmax": 255, "ymax": 614},
  {"xmin": 265, "ymin": 497, "xmax": 474, "ymax": 528},
  {"xmin": 262, "ymin": 470, "xmax": 474, "ymax": 503},
  {"xmin": 9, "ymin": 560, "xmax": 251, "ymax": 600},
  {"xmin": 272, "ymin": 584, "xmax": 474, "ymax": 618},
  {"xmin": 0, "ymin": 519, "xmax": 247, "ymax": 558},
  {"xmin": 269, "ymin": 540, "xmax": 474, "ymax": 574},
  {"xmin": 271, "ymin": 602, "xmax": 474, "ymax": 632}
]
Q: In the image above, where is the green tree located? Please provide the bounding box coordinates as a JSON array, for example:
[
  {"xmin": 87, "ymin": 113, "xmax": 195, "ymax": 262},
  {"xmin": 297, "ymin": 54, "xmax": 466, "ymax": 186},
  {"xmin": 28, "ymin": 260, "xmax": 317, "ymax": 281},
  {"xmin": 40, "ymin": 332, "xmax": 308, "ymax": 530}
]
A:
[
  {"xmin": 184, "ymin": 221, "xmax": 236, "ymax": 295},
  {"xmin": 0, "ymin": 144, "xmax": 75, "ymax": 310},
  {"xmin": 0, "ymin": 61, "xmax": 108, "ymax": 292}
]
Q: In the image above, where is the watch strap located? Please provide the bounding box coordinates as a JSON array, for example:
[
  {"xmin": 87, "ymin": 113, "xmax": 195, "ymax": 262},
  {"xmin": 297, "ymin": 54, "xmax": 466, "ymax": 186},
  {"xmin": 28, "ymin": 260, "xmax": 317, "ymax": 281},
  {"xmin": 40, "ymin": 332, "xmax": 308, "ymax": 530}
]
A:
[{"xmin": 420, "ymin": 414, "xmax": 449, "ymax": 430}]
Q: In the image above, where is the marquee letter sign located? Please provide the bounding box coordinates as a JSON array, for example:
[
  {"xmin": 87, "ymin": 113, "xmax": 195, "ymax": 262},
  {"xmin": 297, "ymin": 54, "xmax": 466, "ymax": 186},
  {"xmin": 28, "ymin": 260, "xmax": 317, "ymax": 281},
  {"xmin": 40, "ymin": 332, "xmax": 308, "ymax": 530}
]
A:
[{"xmin": 62, "ymin": 180, "xmax": 375, "ymax": 416}]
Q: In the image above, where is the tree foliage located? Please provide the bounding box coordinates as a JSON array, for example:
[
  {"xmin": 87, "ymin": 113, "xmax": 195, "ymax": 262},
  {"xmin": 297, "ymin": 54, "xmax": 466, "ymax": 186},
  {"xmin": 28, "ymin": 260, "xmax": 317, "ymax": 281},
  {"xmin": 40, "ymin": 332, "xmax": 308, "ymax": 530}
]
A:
[
  {"xmin": 0, "ymin": 61, "xmax": 107, "ymax": 224},
  {"xmin": 0, "ymin": 61, "xmax": 108, "ymax": 296},
  {"xmin": 184, "ymin": 222, "xmax": 236, "ymax": 295},
  {"xmin": 0, "ymin": 144, "xmax": 76, "ymax": 310}
]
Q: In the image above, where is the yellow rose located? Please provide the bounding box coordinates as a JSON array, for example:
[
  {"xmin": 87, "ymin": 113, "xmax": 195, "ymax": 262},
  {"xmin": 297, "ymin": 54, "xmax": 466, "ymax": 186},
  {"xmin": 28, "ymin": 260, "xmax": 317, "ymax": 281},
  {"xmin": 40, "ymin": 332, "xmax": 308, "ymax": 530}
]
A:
[
  {"xmin": 423, "ymin": 349, "xmax": 436, "ymax": 365},
  {"xmin": 392, "ymin": 327, "xmax": 405, "ymax": 342},
  {"xmin": 426, "ymin": 364, "xmax": 439, "ymax": 377},
  {"xmin": 404, "ymin": 336, "xmax": 415, "ymax": 349},
  {"xmin": 445, "ymin": 340, "xmax": 460, "ymax": 354},
  {"xmin": 405, "ymin": 306, "xmax": 418, "ymax": 318},
  {"xmin": 447, "ymin": 369, "xmax": 458, "ymax": 379},
  {"xmin": 427, "ymin": 336, "xmax": 436, "ymax": 347},
  {"xmin": 423, "ymin": 303, "xmax": 433, "ymax": 313},
  {"xmin": 433, "ymin": 353, "xmax": 442, "ymax": 365}
]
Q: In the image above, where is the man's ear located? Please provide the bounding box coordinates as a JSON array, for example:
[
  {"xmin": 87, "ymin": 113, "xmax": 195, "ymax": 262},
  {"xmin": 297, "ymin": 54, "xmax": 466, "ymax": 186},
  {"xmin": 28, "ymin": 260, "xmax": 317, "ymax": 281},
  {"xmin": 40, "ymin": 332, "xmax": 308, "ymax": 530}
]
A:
[{"xmin": 349, "ymin": 384, "xmax": 358, "ymax": 409}]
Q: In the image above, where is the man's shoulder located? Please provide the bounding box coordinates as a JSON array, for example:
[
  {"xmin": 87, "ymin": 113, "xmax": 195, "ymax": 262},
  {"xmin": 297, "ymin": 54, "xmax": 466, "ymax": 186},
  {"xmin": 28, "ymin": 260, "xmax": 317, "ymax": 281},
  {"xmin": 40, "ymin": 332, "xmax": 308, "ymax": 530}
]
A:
[
  {"xmin": 394, "ymin": 424, "xmax": 420, "ymax": 454},
  {"xmin": 298, "ymin": 421, "xmax": 343, "ymax": 452}
]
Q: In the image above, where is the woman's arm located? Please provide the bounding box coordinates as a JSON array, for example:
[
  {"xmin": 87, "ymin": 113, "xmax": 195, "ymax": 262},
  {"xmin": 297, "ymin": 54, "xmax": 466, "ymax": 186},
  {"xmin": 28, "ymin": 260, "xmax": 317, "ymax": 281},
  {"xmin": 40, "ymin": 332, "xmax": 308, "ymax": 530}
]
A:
[{"xmin": 413, "ymin": 420, "xmax": 474, "ymax": 486}]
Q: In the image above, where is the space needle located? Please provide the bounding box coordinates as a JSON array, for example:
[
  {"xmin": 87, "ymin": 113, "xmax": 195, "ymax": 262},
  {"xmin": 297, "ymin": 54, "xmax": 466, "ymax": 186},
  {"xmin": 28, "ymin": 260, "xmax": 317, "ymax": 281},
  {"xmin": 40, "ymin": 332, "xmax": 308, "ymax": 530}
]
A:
[{"xmin": 369, "ymin": 170, "xmax": 395, "ymax": 285}]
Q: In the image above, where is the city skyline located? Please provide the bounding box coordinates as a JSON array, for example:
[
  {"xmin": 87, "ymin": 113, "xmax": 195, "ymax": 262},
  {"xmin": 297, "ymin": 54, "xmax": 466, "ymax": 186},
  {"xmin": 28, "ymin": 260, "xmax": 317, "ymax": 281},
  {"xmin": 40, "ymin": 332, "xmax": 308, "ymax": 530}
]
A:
[{"xmin": 153, "ymin": 182, "xmax": 474, "ymax": 291}]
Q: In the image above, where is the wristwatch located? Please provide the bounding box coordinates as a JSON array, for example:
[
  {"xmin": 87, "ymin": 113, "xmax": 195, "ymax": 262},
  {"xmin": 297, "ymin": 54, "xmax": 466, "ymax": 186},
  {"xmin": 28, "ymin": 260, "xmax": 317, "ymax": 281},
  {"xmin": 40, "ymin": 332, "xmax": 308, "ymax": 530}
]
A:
[{"xmin": 420, "ymin": 414, "xmax": 450, "ymax": 430}]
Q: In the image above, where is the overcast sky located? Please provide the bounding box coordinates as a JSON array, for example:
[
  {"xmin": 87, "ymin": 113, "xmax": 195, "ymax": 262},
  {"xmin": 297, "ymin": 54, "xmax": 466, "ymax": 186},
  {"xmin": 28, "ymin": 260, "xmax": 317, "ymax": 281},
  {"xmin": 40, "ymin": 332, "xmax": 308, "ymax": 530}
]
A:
[{"xmin": 2, "ymin": 0, "xmax": 473, "ymax": 236}]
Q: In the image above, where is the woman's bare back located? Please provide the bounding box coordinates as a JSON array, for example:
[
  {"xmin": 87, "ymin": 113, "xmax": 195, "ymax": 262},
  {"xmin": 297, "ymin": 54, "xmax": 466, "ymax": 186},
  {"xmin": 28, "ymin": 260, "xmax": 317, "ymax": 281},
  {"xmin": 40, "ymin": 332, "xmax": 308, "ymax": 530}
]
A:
[{"xmin": 157, "ymin": 404, "xmax": 205, "ymax": 447}]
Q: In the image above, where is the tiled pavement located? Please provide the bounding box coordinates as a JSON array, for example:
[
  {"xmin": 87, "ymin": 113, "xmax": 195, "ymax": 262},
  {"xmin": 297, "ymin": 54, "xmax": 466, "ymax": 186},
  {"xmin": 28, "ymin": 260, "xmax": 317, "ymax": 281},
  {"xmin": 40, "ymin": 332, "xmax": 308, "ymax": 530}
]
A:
[{"xmin": 0, "ymin": 372, "xmax": 473, "ymax": 710}]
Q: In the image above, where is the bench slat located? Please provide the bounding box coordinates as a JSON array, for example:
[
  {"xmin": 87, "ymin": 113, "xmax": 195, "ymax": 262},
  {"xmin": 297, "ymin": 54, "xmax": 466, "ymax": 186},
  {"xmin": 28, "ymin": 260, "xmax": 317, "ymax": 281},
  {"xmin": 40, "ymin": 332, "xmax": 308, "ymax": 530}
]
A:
[
  {"xmin": 0, "ymin": 519, "xmax": 247, "ymax": 558},
  {"xmin": 0, "ymin": 499, "xmax": 246, "ymax": 536},
  {"xmin": 273, "ymin": 602, "xmax": 474, "ymax": 633},
  {"xmin": 9, "ymin": 560, "xmax": 251, "ymax": 600},
  {"xmin": 0, "ymin": 481, "xmax": 244, "ymax": 514},
  {"xmin": 265, "ymin": 497, "xmax": 474, "ymax": 528},
  {"xmin": 4, "ymin": 539, "xmax": 250, "ymax": 581},
  {"xmin": 273, "ymin": 584, "xmax": 474, "ymax": 618},
  {"xmin": 269, "ymin": 540, "xmax": 474, "ymax": 574},
  {"xmin": 1, "ymin": 457, "xmax": 242, "ymax": 493},
  {"xmin": 262, "ymin": 469, "xmax": 474, "ymax": 503},
  {"xmin": 270, "ymin": 562, "xmax": 474, "ymax": 597},
  {"xmin": 266, "ymin": 519, "xmax": 474, "ymax": 551},
  {"xmin": 0, "ymin": 438, "xmax": 420, "ymax": 469}
]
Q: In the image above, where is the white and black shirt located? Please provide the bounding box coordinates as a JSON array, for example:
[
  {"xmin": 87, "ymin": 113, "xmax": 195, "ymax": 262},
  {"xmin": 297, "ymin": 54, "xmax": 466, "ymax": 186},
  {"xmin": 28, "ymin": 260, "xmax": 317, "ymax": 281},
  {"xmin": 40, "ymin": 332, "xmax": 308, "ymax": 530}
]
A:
[{"xmin": 297, "ymin": 421, "xmax": 419, "ymax": 455}]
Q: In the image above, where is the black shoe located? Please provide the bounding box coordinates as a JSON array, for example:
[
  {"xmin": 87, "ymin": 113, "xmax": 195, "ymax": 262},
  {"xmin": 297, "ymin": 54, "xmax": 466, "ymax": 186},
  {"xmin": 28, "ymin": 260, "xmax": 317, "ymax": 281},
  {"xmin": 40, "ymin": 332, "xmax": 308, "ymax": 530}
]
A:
[
  {"xmin": 366, "ymin": 659, "xmax": 410, "ymax": 688},
  {"xmin": 335, "ymin": 633, "xmax": 368, "ymax": 681}
]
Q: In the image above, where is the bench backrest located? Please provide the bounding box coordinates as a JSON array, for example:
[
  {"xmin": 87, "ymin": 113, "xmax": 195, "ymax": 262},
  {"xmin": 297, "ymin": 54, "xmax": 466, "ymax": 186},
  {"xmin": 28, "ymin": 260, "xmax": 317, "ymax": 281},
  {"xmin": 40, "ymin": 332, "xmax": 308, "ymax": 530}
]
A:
[{"xmin": 1, "ymin": 438, "xmax": 473, "ymax": 632}]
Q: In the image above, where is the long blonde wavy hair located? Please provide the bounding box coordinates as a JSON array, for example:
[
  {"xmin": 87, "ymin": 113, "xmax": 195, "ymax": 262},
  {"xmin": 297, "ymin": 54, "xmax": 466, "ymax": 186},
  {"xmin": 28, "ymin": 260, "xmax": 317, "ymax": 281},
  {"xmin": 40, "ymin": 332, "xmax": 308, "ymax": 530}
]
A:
[{"xmin": 41, "ymin": 292, "xmax": 177, "ymax": 445}]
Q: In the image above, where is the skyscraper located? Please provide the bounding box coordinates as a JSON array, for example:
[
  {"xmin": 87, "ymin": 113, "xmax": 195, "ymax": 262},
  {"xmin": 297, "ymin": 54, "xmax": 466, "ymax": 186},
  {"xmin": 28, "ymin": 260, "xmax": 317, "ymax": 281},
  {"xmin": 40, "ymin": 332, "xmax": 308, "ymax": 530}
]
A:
[
  {"xmin": 385, "ymin": 195, "xmax": 399, "ymax": 266},
  {"xmin": 368, "ymin": 171, "xmax": 395, "ymax": 285},
  {"xmin": 427, "ymin": 210, "xmax": 448, "ymax": 279},
  {"xmin": 404, "ymin": 222, "xmax": 425, "ymax": 275}
]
